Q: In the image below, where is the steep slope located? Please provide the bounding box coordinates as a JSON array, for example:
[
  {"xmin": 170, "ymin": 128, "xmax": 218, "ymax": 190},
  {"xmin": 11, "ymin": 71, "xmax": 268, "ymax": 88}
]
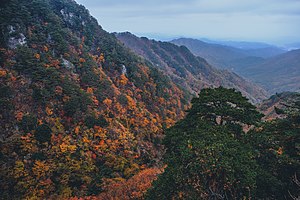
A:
[
  {"xmin": 239, "ymin": 49, "xmax": 300, "ymax": 93},
  {"xmin": 171, "ymin": 38, "xmax": 247, "ymax": 70},
  {"xmin": 170, "ymin": 38, "xmax": 285, "ymax": 71},
  {"xmin": 0, "ymin": 0, "xmax": 188, "ymax": 198},
  {"xmin": 258, "ymin": 92, "xmax": 300, "ymax": 120},
  {"xmin": 116, "ymin": 32, "xmax": 268, "ymax": 103}
]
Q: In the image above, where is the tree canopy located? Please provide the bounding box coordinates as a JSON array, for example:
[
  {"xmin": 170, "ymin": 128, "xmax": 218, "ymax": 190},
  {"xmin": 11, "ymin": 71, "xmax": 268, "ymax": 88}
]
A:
[{"xmin": 147, "ymin": 87, "xmax": 263, "ymax": 199}]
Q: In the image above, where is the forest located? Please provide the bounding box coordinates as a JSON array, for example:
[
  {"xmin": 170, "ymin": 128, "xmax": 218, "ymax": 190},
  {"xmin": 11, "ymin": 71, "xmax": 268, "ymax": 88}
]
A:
[{"xmin": 0, "ymin": 0, "xmax": 299, "ymax": 199}]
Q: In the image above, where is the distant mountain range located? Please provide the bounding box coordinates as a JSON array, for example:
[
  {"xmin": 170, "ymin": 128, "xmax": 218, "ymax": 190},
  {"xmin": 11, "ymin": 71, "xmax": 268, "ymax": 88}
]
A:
[
  {"xmin": 171, "ymin": 38, "xmax": 300, "ymax": 94},
  {"xmin": 171, "ymin": 38, "xmax": 286, "ymax": 71},
  {"xmin": 239, "ymin": 49, "xmax": 300, "ymax": 93},
  {"xmin": 199, "ymin": 39, "xmax": 278, "ymax": 50},
  {"xmin": 116, "ymin": 32, "xmax": 268, "ymax": 103}
]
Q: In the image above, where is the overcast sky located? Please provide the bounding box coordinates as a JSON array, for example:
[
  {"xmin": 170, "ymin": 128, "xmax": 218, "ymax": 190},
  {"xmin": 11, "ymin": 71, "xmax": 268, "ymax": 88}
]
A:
[{"xmin": 74, "ymin": 0, "xmax": 300, "ymax": 45}]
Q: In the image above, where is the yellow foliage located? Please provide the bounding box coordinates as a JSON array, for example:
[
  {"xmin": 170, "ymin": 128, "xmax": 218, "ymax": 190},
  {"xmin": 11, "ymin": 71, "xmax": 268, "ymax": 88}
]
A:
[
  {"xmin": 14, "ymin": 160, "xmax": 26, "ymax": 178},
  {"xmin": 60, "ymin": 143, "xmax": 68, "ymax": 153},
  {"xmin": 99, "ymin": 53, "xmax": 105, "ymax": 63},
  {"xmin": 68, "ymin": 145, "xmax": 77, "ymax": 152},
  {"xmin": 32, "ymin": 160, "xmax": 50, "ymax": 179}
]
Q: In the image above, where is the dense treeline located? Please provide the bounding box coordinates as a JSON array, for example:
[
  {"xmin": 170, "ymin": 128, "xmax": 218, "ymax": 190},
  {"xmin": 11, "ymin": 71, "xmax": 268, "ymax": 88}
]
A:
[{"xmin": 147, "ymin": 88, "xmax": 299, "ymax": 199}]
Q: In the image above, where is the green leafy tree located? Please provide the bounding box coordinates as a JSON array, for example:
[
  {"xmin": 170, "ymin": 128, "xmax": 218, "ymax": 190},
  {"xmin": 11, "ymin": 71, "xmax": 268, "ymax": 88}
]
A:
[{"xmin": 146, "ymin": 87, "xmax": 262, "ymax": 199}]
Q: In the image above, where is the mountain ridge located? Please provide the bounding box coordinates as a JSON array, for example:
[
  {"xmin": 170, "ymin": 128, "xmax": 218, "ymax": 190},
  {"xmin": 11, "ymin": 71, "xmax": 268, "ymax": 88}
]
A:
[
  {"xmin": 171, "ymin": 37, "xmax": 299, "ymax": 94},
  {"xmin": 170, "ymin": 38, "xmax": 286, "ymax": 71},
  {"xmin": 116, "ymin": 32, "xmax": 268, "ymax": 103}
]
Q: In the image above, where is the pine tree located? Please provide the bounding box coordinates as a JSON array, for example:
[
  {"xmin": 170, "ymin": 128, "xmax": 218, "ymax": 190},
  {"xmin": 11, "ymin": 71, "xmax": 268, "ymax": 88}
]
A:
[{"xmin": 146, "ymin": 87, "xmax": 263, "ymax": 199}]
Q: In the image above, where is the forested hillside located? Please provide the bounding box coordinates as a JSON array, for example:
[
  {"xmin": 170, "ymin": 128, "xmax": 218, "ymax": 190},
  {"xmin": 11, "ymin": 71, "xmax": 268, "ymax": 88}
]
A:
[
  {"xmin": 1, "ymin": 0, "xmax": 298, "ymax": 199},
  {"xmin": 116, "ymin": 32, "xmax": 268, "ymax": 103},
  {"xmin": 147, "ymin": 88, "xmax": 300, "ymax": 199},
  {"xmin": 171, "ymin": 38, "xmax": 300, "ymax": 94},
  {"xmin": 238, "ymin": 49, "xmax": 300, "ymax": 93},
  {"xmin": 0, "ymin": 0, "xmax": 188, "ymax": 198},
  {"xmin": 171, "ymin": 38, "xmax": 285, "ymax": 72}
]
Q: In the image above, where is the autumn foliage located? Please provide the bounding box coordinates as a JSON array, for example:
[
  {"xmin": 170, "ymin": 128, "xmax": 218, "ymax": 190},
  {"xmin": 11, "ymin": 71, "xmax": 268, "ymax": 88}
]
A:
[
  {"xmin": 97, "ymin": 168, "xmax": 163, "ymax": 200},
  {"xmin": 0, "ymin": 0, "xmax": 187, "ymax": 199}
]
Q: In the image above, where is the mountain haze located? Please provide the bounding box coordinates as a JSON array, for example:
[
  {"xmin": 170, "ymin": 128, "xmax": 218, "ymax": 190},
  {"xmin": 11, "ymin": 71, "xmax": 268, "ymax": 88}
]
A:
[
  {"xmin": 171, "ymin": 38, "xmax": 299, "ymax": 94},
  {"xmin": 239, "ymin": 49, "xmax": 300, "ymax": 93},
  {"xmin": 116, "ymin": 32, "xmax": 268, "ymax": 103},
  {"xmin": 171, "ymin": 38, "xmax": 285, "ymax": 71}
]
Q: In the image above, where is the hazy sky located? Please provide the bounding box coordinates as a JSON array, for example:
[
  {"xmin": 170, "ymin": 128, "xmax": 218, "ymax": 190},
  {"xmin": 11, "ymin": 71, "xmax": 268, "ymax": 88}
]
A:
[{"xmin": 74, "ymin": 0, "xmax": 300, "ymax": 45}]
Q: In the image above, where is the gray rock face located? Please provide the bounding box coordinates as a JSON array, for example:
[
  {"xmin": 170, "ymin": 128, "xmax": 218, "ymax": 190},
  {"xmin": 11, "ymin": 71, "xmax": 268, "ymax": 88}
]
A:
[
  {"xmin": 8, "ymin": 33, "xmax": 27, "ymax": 49},
  {"xmin": 7, "ymin": 25, "xmax": 27, "ymax": 49},
  {"xmin": 62, "ymin": 58, "xmax": 75, "ymax": 70}
]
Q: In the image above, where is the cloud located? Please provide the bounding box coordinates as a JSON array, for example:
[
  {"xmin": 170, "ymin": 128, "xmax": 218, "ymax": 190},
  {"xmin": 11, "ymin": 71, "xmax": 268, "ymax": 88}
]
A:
[{"xmin": 75, "ymin": 0, "xmax": 300, "ymax": 44}]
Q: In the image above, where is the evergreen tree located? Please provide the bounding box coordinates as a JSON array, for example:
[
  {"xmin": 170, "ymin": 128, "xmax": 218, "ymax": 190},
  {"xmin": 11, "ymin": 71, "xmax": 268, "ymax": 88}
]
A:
[
  {"xmin": 247, "ymin": 94, "xmax": 300, "ymax": 199},
  {"xmin": 146, "ymin": 87, "xmax": 263, "ymax": 199}
]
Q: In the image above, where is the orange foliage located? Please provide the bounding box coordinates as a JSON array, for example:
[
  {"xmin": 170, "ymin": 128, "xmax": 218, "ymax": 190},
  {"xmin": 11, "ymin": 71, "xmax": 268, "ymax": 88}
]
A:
[
  {"xmin": 43, "ymin": 45, "xmax": 49, "ymax": 52},
  {"xmin": 141, "ymin": 118, "xmax": 150, "ymax": 127},
  {"xmin": 103, "ymin": 98, "xmax": 112, "ymax": 107},
  {"xmin": 98, "ymin": 168, "xmax": 163, "ymax": 200},
  {"xmin": 86, "ymin": 87, "xmax": 93, "ymax": 94},
  {"xmin": 38, "ymin": 119, "xmax": 43, "ymax": 125},
  {"xmin": 74, "ymin": 126, "xmax": 80, "ymax": 134},
  {"xmin": 98, "ymin": 53, "xmax": 105, "ymax": 63},
  {"xmin": 59, "ymin": 143, "xmax": 68, "ymax": 153},
  {"xmin": 92, "ymin": 96, "xmax": 99, "ymax": 106},
  {"xmin": 15, "ymin": 111, "xmax": 24, "ymax": 121},
  {"xmin": 119, "ymin": 74, "xmax": 128, "ymax": 86},
  {"xmin": 0, "ymin": 69, "xmax": 7, "ymax": 77},
  {"xmin": 46, "ymin": 107, "xmax": 53, "ymax": 116},
  {"xmin": 277, "ymin": 147, "xmax": 283, "ymax": 155},
  {"xmin": 164, "ymin": 118, "xmax": 176, "ymax": 128},
  {"xmin": 11, "ymin": 75, "xmax": 17, "ymax": 81},
  {"xmin": 99, "ymin": 140, "xmax": 105, "ymax": 146},
  {"xmin": 82, "ymin": 137, "xmax": 90, "ymax": 143},
  {"xmin": 126, "ymin": 95, "xmax": 136, "ymax": 109},
  {"xmin": 79, "ymin": 58, "xmax": 86, "ymax": 63},
  {"xmin": 51, "ymin": 59, "xmax": 60, "ymax": 69},
  {"xmin": 35, "ymin": 53, "xmax": 40, "ymax": 59}
]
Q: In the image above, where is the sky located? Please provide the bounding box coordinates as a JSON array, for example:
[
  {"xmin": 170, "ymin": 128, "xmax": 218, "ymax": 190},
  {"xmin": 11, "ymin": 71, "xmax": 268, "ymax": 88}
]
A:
[{"xmin": 74, "ymin": 0, "xmax": 300, "ymax": 45}]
